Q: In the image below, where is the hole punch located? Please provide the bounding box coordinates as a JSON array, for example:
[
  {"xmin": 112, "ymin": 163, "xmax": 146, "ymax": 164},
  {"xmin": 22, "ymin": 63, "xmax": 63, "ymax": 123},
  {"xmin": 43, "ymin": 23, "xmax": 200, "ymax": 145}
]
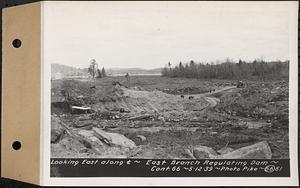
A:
[
  {"xmin": 12, "ymin": 39, "xmax": 22, "ymax": 48},
  {"xmin": 12, "ymin": 141, "xmax": 22, "ymax": 150}
]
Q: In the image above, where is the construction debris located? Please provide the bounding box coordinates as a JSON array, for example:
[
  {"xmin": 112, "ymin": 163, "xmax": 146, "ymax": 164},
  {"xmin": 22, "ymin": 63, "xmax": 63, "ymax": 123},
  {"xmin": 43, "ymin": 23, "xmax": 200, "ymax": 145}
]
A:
[{"xmin": 71, "ymin": 106, "xmax": 92, "ymax": 114}]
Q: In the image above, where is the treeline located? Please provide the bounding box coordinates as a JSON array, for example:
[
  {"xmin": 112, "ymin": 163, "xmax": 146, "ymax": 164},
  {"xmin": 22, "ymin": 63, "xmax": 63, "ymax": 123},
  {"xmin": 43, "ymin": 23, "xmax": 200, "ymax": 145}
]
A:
[{"xmin": 161, "ymin": 59, "xmax": 289, "ymax": 80}]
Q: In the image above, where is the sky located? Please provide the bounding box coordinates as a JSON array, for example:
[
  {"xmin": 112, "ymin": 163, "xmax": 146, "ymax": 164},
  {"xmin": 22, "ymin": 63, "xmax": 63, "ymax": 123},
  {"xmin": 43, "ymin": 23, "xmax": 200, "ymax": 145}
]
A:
[{"xmin": 44, "ymin": 1, "xmax": 293, "ymax": 69}]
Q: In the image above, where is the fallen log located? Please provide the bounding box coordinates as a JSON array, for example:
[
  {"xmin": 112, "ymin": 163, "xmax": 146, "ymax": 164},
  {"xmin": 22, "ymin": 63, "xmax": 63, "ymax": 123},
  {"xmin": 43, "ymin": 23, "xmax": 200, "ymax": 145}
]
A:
[
  {"xmin": 128, "ymin": 114, "xmax": 154, "ymax": 121},
  {"xmin": 71, "ymin": 106, "xmax": 92, "ymax": 114}
]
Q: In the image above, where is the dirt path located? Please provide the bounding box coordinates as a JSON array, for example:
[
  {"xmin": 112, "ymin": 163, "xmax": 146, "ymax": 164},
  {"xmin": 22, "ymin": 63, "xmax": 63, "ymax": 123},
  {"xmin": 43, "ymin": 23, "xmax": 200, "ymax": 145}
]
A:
[
  {"xmin": 188, "ymin": 86, "xmax": 236, "ymax": 109},
  {"xmin": 189, "ymin": 86, "xmax": 236, "ymax": 98}
]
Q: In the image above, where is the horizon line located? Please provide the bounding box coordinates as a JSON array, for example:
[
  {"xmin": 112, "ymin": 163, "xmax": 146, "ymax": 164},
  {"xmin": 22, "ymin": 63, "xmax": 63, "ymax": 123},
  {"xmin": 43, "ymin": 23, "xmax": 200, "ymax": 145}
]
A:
[{"xmin": 51, "ymin": 58, "xmax": 290, "ymax": 70}]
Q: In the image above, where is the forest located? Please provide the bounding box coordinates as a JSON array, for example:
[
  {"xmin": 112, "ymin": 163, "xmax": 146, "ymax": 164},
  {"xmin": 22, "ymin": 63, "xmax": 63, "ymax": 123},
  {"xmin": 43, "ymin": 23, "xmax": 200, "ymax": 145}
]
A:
[{"xmin": 161, "ymin": 59, "xmax": 289, "ymax": 80}]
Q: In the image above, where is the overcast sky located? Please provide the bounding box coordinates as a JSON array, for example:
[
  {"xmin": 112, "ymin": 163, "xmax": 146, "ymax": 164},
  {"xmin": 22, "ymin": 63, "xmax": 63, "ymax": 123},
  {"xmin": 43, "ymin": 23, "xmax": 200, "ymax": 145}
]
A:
[{"xmin": 44, "ymin": 1, "xmax": 293, "ymax": 69}]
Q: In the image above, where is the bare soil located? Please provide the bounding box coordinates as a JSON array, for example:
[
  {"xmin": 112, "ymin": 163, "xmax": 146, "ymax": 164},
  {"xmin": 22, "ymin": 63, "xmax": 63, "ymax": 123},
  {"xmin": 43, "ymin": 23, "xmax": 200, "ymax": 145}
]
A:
[{"xmin": 51, "ymin": 76, "xmax": 289, "ymax": 159}]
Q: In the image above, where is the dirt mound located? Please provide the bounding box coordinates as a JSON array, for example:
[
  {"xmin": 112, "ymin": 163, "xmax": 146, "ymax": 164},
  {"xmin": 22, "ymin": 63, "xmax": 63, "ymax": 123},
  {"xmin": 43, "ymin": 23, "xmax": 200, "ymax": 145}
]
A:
[
  {"xmin": 52, "ymin": 79, "xmax": 214, "ymax": 118},
  {"xmin": 91, "ymin": 86, "xmax": 209, "ymax": 115}
]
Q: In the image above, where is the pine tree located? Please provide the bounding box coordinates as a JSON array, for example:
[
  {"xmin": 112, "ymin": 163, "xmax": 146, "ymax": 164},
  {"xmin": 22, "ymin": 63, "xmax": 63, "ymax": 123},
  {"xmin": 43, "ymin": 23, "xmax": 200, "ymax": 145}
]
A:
[
  {"xmin": 161, "ymin": 59, "xmax": 289, "ymax": 80},
  {"xmin": 97, "ymin": 68, "xmax": 102, "ymax": 78},
  {"xmin": 101, "ymin": 67, "xmax": 107, "ymax": 77}
]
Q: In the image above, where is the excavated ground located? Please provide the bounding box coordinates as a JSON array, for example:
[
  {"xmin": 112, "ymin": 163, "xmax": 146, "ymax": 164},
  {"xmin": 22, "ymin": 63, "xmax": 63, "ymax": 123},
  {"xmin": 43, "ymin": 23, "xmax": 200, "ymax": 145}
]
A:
[{"xmin": 51, "ymin": 76, "xmax": 289, "ymax": 159}]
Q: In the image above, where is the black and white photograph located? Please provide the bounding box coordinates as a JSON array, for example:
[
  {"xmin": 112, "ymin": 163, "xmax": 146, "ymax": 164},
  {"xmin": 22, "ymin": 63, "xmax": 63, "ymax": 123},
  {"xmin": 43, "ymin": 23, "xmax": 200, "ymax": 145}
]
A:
[
  {"xmin": 1, "ymin": 0, "xmax": 298, "ymax": 186},
  {"xmin": 46, "ymin": 1, "xmax": 297, "ymax": 181}
]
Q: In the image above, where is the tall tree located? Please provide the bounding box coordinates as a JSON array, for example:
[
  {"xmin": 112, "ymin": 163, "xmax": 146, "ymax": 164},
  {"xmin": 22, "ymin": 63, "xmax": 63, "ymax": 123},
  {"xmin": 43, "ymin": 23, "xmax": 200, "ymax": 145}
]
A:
[
  {"xmin": 97, "ymin": 68, "xmax": 102, "ymax": 78},
  {"xmin": 88, "ymin": 59, "xmax": 98, "ymax": 79},
  {"xmin": 101, "ymin": 67, "xmax": 107, "ymax": 77}
]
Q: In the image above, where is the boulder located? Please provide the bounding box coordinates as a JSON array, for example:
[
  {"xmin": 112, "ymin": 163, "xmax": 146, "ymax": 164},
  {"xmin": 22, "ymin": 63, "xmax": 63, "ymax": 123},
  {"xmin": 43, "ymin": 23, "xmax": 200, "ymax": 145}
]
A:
[
  {"xmin": 51, "ymin": 116, "xmax": 65, "ymax": 143},
  {"xmin": 193, "ymin": 145, "xmax": 217, "ymax": 159},
  {"xmin": 183, "ymin": 149, "xmax": 196, "ymax": 159},
  {"xmin": 78, "ymin": 130, "xmax": 104, "ymax": 148},
  {"xmin": 78, "ymin": 130, "xmax": 94, "ymax": 138},
  {"xmin": 136, "ymin": 135, "xmax": 146, "ymax": 142},
  {"xmin": 93, "ymin": 128, "xmax": 136, "ymax": 149},
  {"xmin": 105, "ymin": 132, "xmax": 136, "ymax": 149},
  {"xmin": 217, "ymin": 147, "xmax": 234, "ymax": 155},
  {"xmin": 93, "ymin": 127, "xmax": 113, "ymax": 144},
  {"xmin": 218, "ymin": 141, "xmax": 272, "ymax": 159},
  {"xmin": 158, "ymin": 116, "xmax": 165, "ymax": 122},
  {"xmin": 132, "ymin": 135, "xmax": 147, "ymax": 145}
]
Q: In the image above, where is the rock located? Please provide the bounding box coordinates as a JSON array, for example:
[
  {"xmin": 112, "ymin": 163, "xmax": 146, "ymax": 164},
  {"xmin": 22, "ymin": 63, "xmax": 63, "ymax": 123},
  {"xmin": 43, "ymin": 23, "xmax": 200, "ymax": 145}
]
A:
[
  {"xmin": 136, "ymin": 135, "xmax": 146, "ymax": 142},
  {"xmin": 158, "ymin": 116, "xmax": 165, "ymax": 122},
  {"xmin": 131, "ymin": 135, "xmax": 147, "ymax": 145},
  {"xmin": 193, "ymin": 145, "xmax": 217, "ymax": 159},
  {"xmin": 93, "ymin": 128, "xmax": 136, "ymax": 149},
  {"xmin": 78, "ymin": 130, "xmax": 94, "ymax": 138},
  {"xmin": 105, "ymin": 132, "xmax": 136, "ymax": 149},
  {"xmin": 183, "ymin": 149, "xmax": 196, "ymax": 159},
  {"xmin": 218, "ymin": 141, "xmax": 272, "ymax": 159},
  {"xmin": 119, "ymin": 108, "xmax": 131, "ymax": 113},
  {"xmin": 78, "ymin": 130, "xmax": 104, "ymax": 148},
  {"xmin": 93, "ymin": 127, "xmax": 113, "ymax": 145},
  {"xmin": 51, "ymin": 116, "xmax": 65, "ymax": 143},
  {"xmin": 77, "ymin": 95, "xmax": 84, "ymax": 99},
  {"xmin": 217, "ymin": 147, "xmax": 234, "ymax": 155},
  {"xmin": 89, "ymin": 136, "xmax": 104, "ymax": 146},
  {"xmin": 51, "ymin": 137, "xmax": 86, "ymax": 157}
]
